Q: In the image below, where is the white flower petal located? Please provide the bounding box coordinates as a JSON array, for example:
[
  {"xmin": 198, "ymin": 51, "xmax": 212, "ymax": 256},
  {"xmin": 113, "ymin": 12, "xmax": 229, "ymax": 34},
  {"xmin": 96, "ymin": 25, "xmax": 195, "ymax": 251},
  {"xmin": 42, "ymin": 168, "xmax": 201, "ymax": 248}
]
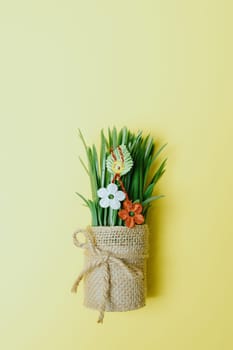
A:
[
  {"xmin": 107, "ymin": 183, "xmax": 118, "ymax": 195},
  {"xmin": 115, "ymin": 190, "xmax": 126, "ymax": 201},
  {"xmin": 99, "ymin": 197, "xmax": 110, "ymax": 208},
  {"xmin": 97, "ymin": 187, "xmax": 108, "ymax": 198},
  {"xmin": 109, "ymin": 198, "xmax": 121, "ymax": 210}
]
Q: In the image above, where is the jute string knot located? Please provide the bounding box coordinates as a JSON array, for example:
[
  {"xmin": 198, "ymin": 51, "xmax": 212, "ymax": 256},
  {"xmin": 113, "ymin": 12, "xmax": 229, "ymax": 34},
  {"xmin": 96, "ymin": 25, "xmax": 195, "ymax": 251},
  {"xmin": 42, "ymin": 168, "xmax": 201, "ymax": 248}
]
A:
[{"xmin": 71, "ymin": 226, "xmax": 144, "ymax": 324}]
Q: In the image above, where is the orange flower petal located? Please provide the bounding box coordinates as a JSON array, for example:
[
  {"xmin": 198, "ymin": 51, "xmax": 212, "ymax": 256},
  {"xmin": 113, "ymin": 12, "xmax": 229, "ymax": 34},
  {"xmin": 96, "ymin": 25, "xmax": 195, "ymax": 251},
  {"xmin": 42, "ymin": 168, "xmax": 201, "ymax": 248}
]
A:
[
  {"xmin": 134, "ymin": 214, "xmax": 144, "ymax": 225},
  {"xmin": 123, "ymin": 200, "xmax": 133, "ymax": 210},
  {"xmin": 118, "ymin": 209, "xmax": 129, "ymax": 220},
  {"xmin": 125, "ymin": 216, "xmax": 135, "ymax": 228},
  {"xmin": 133, "ymin": 203, "xmax": 143, "ymax": 214}
]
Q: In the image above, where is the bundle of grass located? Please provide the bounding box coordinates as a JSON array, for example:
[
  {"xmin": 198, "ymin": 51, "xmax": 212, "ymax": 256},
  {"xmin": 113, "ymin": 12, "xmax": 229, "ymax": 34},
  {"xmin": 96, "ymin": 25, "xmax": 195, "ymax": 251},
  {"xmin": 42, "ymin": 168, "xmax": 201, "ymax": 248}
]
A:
[{"xmin": 76, "ymin": 126, "xmax": 167, "ymax": 226}]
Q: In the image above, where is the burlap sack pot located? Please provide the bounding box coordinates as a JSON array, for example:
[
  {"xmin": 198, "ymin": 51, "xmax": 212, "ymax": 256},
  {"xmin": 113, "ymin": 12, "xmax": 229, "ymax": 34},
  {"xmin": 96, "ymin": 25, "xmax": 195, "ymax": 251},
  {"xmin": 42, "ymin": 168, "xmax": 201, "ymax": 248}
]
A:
[{"xmin": 71, "ymin": 225, "xmax": 149, "ymax": 323}]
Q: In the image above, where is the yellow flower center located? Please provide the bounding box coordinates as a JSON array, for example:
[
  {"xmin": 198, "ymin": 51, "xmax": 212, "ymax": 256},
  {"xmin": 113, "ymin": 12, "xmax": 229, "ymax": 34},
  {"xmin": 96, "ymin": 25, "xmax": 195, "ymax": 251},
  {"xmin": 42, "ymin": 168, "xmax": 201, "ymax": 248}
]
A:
[{"xmin": 112, "ymin": 161, "xmax": 124, "ymax": 174}]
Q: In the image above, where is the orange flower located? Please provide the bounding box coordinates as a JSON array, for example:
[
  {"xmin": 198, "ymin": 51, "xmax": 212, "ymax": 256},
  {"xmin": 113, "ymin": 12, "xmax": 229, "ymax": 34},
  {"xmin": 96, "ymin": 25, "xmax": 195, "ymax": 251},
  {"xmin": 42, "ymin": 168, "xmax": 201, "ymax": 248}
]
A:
[{"xmin": 118, "ymin": 200, "xmax": 144, "ymax": 228}]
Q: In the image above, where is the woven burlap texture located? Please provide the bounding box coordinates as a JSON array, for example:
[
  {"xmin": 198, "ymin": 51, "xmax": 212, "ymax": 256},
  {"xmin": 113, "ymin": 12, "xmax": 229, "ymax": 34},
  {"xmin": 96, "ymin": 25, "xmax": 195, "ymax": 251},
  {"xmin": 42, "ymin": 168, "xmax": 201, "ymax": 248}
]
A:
[{"xmin": 71, "ymin": 225, "xmax": 149, "ymax": 323}]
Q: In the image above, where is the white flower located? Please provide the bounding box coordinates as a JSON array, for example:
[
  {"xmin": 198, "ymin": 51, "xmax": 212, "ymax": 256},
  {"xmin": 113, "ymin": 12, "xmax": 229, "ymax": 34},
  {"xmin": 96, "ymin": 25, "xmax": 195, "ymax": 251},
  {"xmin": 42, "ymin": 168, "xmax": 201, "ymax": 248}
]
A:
[{"xmin": 97, "ymin": 183, "xmax": 126, "ymax": 210}]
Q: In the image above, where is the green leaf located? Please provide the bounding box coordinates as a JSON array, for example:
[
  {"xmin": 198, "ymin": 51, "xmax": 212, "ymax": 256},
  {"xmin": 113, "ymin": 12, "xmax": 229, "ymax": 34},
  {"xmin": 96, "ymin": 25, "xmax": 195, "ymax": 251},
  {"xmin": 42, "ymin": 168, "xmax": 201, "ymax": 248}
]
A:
[
  {"xmin": 117, "ymin": 218, "xmax": 122, "ymax": 226},
  {"xmin": 150, "ymin": 158, "xmax": 167, "ymax": 185},
  {"xmin": 130, "ymin": 171, "xmax": 139, "ymax": 199},
  {"xmin": 108, "ymin": 207, "xmax": 113, "ymax": 226},
  {"xmin": 103, "ymin": 207, "xmax": 107, "ymax": 226},
  {"xmin": 75, "ymin": 192, "xmax": 89, "ymax": 205},
  {"xmin": 112, "ymin": 209, "xmax": 118, "ymax": 226},
  {"xmin": 88, "ymin": 200, "xmax": 98, "ymax": 226},
  {"xmin": 142, "ymin": 195, "xmax": 165, "ymax": 206},
  {"xmin": 78, "ymin": 129, "xmax": 88, "ymax": 153},
  {"xmin": 144, "ymin": 135, "xmax": 154, "ymax": 160},
  {"xmin": 112, "ymin": 126, "xmax": 118, "ymax": 149},
  {"xmin": 97, "ymin": 206, "xmax": 103, "ymax": 226},
  {"xmin": 108, "ymin": 127, "xmax": 112, "ymax": 148},
  {"xmin": 78, "ymin": 156, "xmax": 89, "ymax": 175},
  {"xmin": 100, "ymin": 130, "xmax": 106, "ymax": 187},
  {"xmin": 143, "ymin": 183, "xmax": 154, "ymax": 200},
  {"xmin": 142, "ymin": 204, "xmax": 152, "ymax": 218},
  {"xmin": 143, "ymin": 154, "xmax": 152, "ymax": 188},
  {"xmin": 92, "ymin": 144, "xmax": 100, "ymax": 188},
  {"xmin": 121, "ymin": 126, "xmax": 128, "ymax": 145},
  {"xmin": 133, "ymin": 199, "xmax": 141, "ymax": 203},
  {"xmin": 117, "ymin": 128, "xmax": 123, "ymax": 144},
  {"xmin": 152, "ymin": 143, "xmax": 168, "ymax": 163}
]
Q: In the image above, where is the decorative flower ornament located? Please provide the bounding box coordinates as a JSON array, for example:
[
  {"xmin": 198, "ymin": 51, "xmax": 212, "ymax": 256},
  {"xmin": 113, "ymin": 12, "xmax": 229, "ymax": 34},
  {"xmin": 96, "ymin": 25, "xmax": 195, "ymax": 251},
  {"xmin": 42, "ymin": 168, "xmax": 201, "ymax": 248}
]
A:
[
  {"xmin": 118, "ymin": 200, "xmax": 144, "ymax": 228},
  {"xmin": 97, "ymin": 183, "xmax": 126, "ymax": 210},
  {"xmin": 99, "ymin": 144, "xmax": 145, "ymax": 227},
  {"xmin": 106, "ymin": 145, "xmax": 133, "ymax": 178},
  {"xmin": 106, "ymin": 145, "xmax": 133, "ymax": 202}
]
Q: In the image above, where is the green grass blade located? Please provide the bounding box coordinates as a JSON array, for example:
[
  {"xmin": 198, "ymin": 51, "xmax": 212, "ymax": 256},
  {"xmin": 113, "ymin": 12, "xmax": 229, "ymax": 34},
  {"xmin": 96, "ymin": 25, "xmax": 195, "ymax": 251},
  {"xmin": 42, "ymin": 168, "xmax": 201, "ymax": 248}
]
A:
[
  {"xmin": 108, "ymin": 207, "xmax": 113, "ymax": 226},
  {"xmin": 108, "ymin": 127, "xmax": 113, "ymax": 148},
  {"xmin": 75, "ymin": 192, "xmax": 89, "ymax": 205},
  {"xmin": 112, "ymin": 210, "xmax": 118, "ymax": 226},
  {"xmin": 144, "ymin": 135, "xmax": 154, "ymax": 160},
  {"xmin": 143, "ymin": 183, "xmax": 154, "ymax": 200},
  {"xmin": 143, "ymin": 155, "xmax": 152, "ymax": 188},
  {"xmin": 92, "ymin": 144, "xmax": 100, "ymax": 188},
  {"xmin": 87, "ymin": 147, "xmax": 96, "ymax": 200},
  {"xmin": 118, "ymin": 128, "xmax": 123, "ymax": 144},
  {"xmin": 100, "ymin": 130, "xmax": 106, "ymax": 187},
  {"xmin": 78, "ymin": 129, "xmax": 88, "ymax": 153},
  {"xmin": 142, "ymin": 195, "xmax": 165, "ymax": 206},
  {"xmin": 152, "ymin": 143, "xmax": 168, "ymax": 163},
  {"xmin": 142, "ymin": 204, "xmax": 152, "ymax": 218},
  {"xmin": 121, "ymin": 126, "xmax": 128, "ymax": 145},
  {"xmin": 150, "ymin": 158, "xmax": 167, "ymax": 185},
  {"xmin": 88, "ymin": 200, "xmax": 98, "ymax": 226},
  {"xmin": 103, "ymin": 208, "xmax": 107, "ymax": 226},
  {"xmin": 112, "ymin": 126, "xmax": 118, "ymax": 149},
  {"xmin": 78, "ymin": 156, "xmax": 89, "ymax": 175},
  {"xmin": 97, "ymin": 206, "xmax": 103, "ymax": 226}
]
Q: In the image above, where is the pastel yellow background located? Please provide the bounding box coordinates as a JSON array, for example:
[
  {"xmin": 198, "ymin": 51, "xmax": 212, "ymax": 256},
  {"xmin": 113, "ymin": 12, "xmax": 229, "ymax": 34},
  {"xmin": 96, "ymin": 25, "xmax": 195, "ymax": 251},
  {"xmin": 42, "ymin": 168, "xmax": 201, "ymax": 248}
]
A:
[{"xmin": 0, "ymin": 1, "xmax": 233, "ymax": 349}]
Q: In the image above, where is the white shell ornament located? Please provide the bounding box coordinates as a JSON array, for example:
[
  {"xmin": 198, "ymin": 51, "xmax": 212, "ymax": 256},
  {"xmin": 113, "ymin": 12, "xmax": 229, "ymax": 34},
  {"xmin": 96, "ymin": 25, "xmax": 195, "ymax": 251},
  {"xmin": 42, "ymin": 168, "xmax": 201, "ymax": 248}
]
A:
[{"xmin": 106, "ymin": 145, "xmax": 133, "ymax": 176}]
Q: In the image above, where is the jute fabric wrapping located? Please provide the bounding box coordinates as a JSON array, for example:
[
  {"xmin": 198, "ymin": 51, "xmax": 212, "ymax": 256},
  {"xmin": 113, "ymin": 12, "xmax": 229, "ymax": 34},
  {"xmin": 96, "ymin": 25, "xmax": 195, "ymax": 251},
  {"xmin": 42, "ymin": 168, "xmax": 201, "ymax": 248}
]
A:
[{"xmin": 71, "ymin": 225, "xmax": 149, "ymax": 323}]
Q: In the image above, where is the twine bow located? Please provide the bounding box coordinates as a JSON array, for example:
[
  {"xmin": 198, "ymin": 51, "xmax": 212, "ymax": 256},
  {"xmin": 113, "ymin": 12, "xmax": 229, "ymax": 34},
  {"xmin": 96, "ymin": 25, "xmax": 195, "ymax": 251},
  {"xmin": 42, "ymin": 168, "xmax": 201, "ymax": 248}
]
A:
[{"xmin": 71, "ymin": 226, "xmax": 144, "ymax": 324}]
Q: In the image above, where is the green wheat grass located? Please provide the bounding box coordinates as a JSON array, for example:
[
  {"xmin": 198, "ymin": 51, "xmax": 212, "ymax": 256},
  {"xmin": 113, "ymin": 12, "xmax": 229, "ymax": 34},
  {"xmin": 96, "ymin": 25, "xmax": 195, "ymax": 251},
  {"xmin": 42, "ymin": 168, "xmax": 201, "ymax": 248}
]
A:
[{"xmin": 76, "ymin": 127, "xmax": 167, "ymax": 226}]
